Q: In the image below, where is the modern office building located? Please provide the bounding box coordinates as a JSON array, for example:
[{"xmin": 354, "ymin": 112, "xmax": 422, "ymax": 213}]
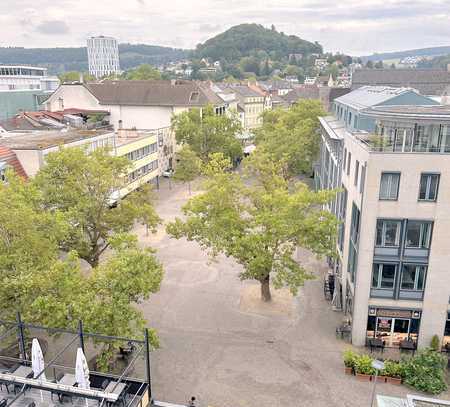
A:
[
  {"xmin": 316, "ymin": 86, "xmax": 450, "ymax": 350},
  {"xmin": 0, "ymin": 65, "xmax": 59, "ymax": 92},
  {"xmin": 87, "ymin": 36, "xmax": 121, "ymax": 79}
]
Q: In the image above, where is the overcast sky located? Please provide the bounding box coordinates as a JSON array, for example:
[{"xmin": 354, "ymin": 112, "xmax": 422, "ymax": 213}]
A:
[{"xmin": 2, "ymin": 0, "xmax": 450, "ymax": 55}]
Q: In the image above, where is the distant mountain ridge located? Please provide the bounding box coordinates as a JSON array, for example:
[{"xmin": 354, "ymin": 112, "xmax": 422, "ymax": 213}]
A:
[
  {"xmin": 0, "ymin": 44, "xmax": 188, "ymax": 74},
  {"xmin": 362, "ymin": 46, "xmax": 450, "ymax": 62},
  {"xmin": 194, "ymin": 23, "xmax": 322, "ymax": 62}
]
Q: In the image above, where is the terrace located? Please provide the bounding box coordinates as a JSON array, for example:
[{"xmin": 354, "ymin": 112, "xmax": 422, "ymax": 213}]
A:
[{"xmin": 0, "ymin": 317, "xmax": 182, "ymax": 407}]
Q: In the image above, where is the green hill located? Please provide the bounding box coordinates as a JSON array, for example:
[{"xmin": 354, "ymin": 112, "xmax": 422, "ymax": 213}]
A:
[
  {"xmin": 194, "ymin": 24, "xmax": 322, "ymax": 62},
  {"xmin": 0, "ymin": 44, "xmax": 188, "ymax": 74},
  {"xmin": 362, "ymin": 46, "xmax": 450, "ymax": 62}
]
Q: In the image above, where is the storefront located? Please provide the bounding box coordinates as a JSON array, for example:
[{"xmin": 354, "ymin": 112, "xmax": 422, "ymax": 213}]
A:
[{"xmin": 366, "ymin": 307, "xmax": 421, "ymax": 347}]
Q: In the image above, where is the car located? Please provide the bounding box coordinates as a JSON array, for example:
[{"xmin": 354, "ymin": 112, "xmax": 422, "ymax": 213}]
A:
[{"xmin": 162, "ymin": 168, "xmax": 174, "ymax": 177}]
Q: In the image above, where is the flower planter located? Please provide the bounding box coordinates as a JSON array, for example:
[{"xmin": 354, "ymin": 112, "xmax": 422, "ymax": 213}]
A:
[
  {"xmin": 344, "ymin": 367, "xmax": 353, "ymax": 375},
  {"xmin": 355, "ymin": 373, "xmax": 372, "ymax": 382},
  {"xmin": 385, "ymin": 376, "xmax": 402, "ymax": 385}
]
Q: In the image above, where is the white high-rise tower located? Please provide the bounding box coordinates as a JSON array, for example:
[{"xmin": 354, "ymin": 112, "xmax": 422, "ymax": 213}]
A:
[{"xmin": 87, "ymin": 36, "xmax": 120, "ymax": 79}]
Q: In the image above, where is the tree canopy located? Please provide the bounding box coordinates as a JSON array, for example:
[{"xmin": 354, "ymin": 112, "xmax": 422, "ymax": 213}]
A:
[
  {"xmin": 171, "ymin": 105, "xmax": 243, "ymax": 164},
  {"xmin": 255, "ymin": 99, "xmax": 325, "ymax": 179},
  {"xmin": 0, "ymin": 155, "xmax": 163, "ymax": 365},
  {"xmin": 58, "ymin": 71, "xmax": 95, "ymax": 83},
  {"xmin": 173, "ymin": 145, "xmax": 202, "ymax": 193},
  {"xmin": 167, "ymin": 153, "xmax": 338, "ymax": 301},
  {"xmin": 34, "ymin": 147, "xmax": 161, "ymax": 267},
  {"xmin": 122, "ymin": 64, "xmax": 162, "ymax": 80}
]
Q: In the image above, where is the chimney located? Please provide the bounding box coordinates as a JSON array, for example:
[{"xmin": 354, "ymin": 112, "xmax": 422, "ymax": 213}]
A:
[
  {"xmin": 171, "ymin": 79, "xmax": 177, "ymax": 86},
  {"xmin": 447, "ymin": 64, "xmax": 450, "ymax": 73},
  {"xmin": 79, "ymin": 72, "xmax": 84, "ymax": 83}
]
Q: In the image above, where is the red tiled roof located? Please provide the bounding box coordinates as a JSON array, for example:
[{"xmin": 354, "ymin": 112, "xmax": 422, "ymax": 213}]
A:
[{"xmin": 0, "ymin": 146, "xmax": 28, "ymax": 179}]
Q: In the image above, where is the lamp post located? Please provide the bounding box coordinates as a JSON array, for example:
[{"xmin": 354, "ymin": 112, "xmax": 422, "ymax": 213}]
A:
[{"xmin": 370, "ymin": 359, "xmax": 385, "ymax": 407}]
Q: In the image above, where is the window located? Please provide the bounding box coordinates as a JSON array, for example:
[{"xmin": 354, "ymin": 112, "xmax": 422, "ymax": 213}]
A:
[
  {"xmin": 419, "ymin": 173, "xmax": 439, "ymax": 201},
  {"xmin": 401, "ymin": 265, "xmax": 427, "ymax": 291},
  {"xmin": 354, "ymin": 160, "xmax": 359, "ymax": 187},
  {"xmin": 405, "ymin": 221, "xmax": 432, "ymax": 248},
  {"xmin": 350, "ymin": 203, "xmax": 360, "ymax": 243},
  {"xmin": 347, "ymin": 152, "xmax": 351, "ymax": 176},
  {"xmin": 360, "ymin": 165, "xmax": 366, "ymax": 194},
  {"xmin": 379, "ymin": 172, "xmax": 400, "ymax": 200},
  {"xmin": 343, "ymin": 148, "xmax": 347, "ymax": 170},
  {"xmin": 372, "ymin": 264, "xmax": 396, "ymax": 289},
  {"xmin": 376, "ymin": 219, "xmax": 401, "ymax": 247}
]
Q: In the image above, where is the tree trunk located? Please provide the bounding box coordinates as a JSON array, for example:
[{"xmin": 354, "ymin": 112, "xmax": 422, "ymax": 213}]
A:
[{"xmin": 260, "ymin": 275, "xmax": 271, "ymax": 302}]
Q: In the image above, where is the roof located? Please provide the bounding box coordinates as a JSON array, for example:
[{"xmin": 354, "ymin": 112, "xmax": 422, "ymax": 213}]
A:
[
  {"xmin": 334, "ymin": 85, "xmax": 417, "ymax": 110},
  {"xmin": 365, "ymin": 104, "xmax": 450, "ymax": 122},
  {"xmin": 215, "ymin": 83, "xmax": 263, "ymax": 98},
  {"xmin": 351, "ymin": 69, "xmax": 450, "ymax": 96},
  {"xmin": 282, "ymin": 86, "xmax": 320, "ymax": 104},
  {"xmin": 257, "ymin": 80, "xmax": 293, "ymax": 91},
  {"xmin": 0, "ymin": 146, "xmax": 27, "ymax": 178},
  {"xmin": 84, "ymin": 80, "xmax": 222, "ymax": 107},
  {"xmin": 0, "ymin": 129, "xmax": 113, "ymax": 150}
]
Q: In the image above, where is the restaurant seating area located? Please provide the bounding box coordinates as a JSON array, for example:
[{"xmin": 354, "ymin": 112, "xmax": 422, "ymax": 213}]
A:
[{"xmin": 0, "ymin": 319, "xmax": 151, "ymax": 407}]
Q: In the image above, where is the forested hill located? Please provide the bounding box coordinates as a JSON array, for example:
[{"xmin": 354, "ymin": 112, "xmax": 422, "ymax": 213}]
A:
[
  {"xmin": 0, "ymin": 44, "xmax": 188, "ymax": 74},
  {"xmin": 194, "ymin": 24, "xmax": 322, "ymax": 62}
]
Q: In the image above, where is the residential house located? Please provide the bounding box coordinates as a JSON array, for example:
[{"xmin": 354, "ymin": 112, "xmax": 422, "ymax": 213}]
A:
[
  {"xmin": 351, "ymin": 69, "xmax": 450, "ymax": 96},
  {"xmin": 316, "ymin": 86, "xmax": 450, "ymax": 350},
  {"xmin": 0, "ymin": 145, "xmax": 27, "ymax": 181}
]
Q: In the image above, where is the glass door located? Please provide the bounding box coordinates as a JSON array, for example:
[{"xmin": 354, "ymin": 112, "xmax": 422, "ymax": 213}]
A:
[
  {"xmin": 376, "ymin": 317, "xmax": 392, "ymax": 344},
  {"xmin": 391, "ymin": 318, "xmax": 410, "ymax": 346}
]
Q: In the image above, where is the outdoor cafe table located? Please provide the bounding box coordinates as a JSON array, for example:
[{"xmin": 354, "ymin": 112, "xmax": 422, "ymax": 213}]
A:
[
  {"xmin": 399, "ymin": 340, "xmax": 416, "ymax": 356},
  {"xmin": 368, "ymin": 338, "xmax": 385, "ymax": 353},
  {"xmin": 12, "ymin": 366, "xmax": 33, "ymax": 378},
  {"xmin": 104, "ymin": 382, "xmax": 127, "ymax": 406},
  {"xmin": 58, "ymin": 374, "xmax": 77, "ymax": 387}
]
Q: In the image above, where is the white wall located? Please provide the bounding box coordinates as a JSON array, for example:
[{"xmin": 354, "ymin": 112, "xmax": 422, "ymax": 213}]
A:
[
  {"xmin": 107, "ymin": 105, "xmax": 174, "ymax": 130},
  {"xmin": 45, "ymin": 85, "xmax": 101, "ymax": 111},
  {"xmin": 12, "ymin": 150, "xmax": 43, "ymax": 177}
]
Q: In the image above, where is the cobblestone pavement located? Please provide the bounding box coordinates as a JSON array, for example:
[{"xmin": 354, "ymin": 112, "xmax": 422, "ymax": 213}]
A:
[{"xmin": 136, "ymin": 179, "xmax": 450, "ymax": 407}]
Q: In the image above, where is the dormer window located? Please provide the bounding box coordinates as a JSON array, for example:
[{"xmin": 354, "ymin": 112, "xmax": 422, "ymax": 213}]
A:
[{"xmin": 189, "ymin": 92, "xmax": 199, "ymax": 102}]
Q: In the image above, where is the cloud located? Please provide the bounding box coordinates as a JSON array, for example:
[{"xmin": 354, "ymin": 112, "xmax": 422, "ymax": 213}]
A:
[
  {"xmin": 35, "ymin": 20, "xmax": 70, "ymax": 35},
  {"xmin": 198, "ymin": 24, "xmax": 222, "ymax": 33}
]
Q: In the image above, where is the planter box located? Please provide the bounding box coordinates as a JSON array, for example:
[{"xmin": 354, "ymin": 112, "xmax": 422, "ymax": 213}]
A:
[
  {"xmin": 344, "ymin": 367, "xmax": 353, "ymax": 375},
  {"xmin": 385, "ymin": 376, "xmax": 402, "ymax": 385},
  {"xmin": 355, "ymin": 373, "xmax": 372, "ymax": 382}
]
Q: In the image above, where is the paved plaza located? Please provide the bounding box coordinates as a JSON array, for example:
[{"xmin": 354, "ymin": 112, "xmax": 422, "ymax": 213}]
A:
[{"xmin": 136, "ymin": 179, "xmax": 450, "ymax": 407}]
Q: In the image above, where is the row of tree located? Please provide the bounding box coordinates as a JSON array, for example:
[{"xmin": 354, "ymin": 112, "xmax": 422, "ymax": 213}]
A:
[
  {"xmin": 167, "ymin": 100, "xmax": 339, "ymax": 301},
  {"xmin": 0, "ymin": 148, "xmax": 163, "ymax": 368}
]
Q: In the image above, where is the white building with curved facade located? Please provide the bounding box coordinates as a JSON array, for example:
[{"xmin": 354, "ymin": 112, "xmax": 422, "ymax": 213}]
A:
[{"xmin": 87, "ymin": 36, "xmax": 120, "ymax": 79}]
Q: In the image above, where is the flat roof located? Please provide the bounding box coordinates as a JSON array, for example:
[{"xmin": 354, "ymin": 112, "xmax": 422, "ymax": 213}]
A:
[
  {"xmin": 0, "ymin": 129, "xmax": 113, "ymax": 150},
  {"xmin": 365, "ymin": 105, "xmax": 450, "ymax": 122}
]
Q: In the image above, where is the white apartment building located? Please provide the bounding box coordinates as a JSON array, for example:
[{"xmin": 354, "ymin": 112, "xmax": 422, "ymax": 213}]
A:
[
  {"xmin": 87, "ymin": 36, "xmax": 120, "ymax": 79},
  {"xmin": 316, "ymin": 87, "xmax": 450, "ymax": 351},
  {"xmin": 0, "ymin": 66, "xmax": 59, "ymax": 92}
]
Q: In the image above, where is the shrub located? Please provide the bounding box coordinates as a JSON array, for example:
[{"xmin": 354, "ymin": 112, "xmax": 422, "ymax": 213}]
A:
[
  {"xmin": 402, "ymin": 348, "xmax": 448, "ymax": 394},
  {"xmin": 355, "ymin": 354, "xmax": 375, "ymax": 375},
  {"xmin": 381, "ymin": 360, "xmax": 403, "ymax": 378},
  {"xmin": 343, "ymin": 349, "xmax": 358, "ymax": 368},
  {"xmin": 430, "ymin": 335, "xmax": 440, "ymax": 351}
]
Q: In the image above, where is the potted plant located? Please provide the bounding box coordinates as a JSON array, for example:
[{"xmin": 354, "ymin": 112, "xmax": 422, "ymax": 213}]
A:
[
  {"xmin": 382, "ymin": 360, "xmax": 403, "ymax": 385},
  {"xmin": 343, "ymin": 349, "xmax": 357, "ymax": 375},
  {"xmin": 355, "ymin": 354, "xmax": 375, "ymax": 381}
]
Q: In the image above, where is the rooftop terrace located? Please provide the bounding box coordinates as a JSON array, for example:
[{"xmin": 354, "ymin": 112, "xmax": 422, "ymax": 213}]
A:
[{"xmin": 0, "ymin": 318, "xmax": 156, "ymax": 407}]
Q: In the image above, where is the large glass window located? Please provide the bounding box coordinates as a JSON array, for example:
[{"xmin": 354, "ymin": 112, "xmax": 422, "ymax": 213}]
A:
[
  {"xmin": 354, "ymin": 160, "xmax": 359, "ymax": 187},
  {"xmin": 372, "ymin": 264, "xmax": 397, "ymax": 289},
  {"xmin": 400, "ymin": 265, "xmax": 427, "ymax": 290},
  {"xmin": 376, "ymin": 219, "xmax": 401, "ymax": 247},
  {"xmin": 419, "ymin": 173, "xmax": 439, "ymax": 201},
  {"xmin": 379, "ymin": 172, "xmax": 400, "ymax": 200},
  {"xmin": 405, "ymin": 221, "xmax": 432, "ymax": 248}
]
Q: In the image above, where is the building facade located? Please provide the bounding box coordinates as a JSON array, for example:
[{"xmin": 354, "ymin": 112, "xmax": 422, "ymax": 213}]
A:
[
  {"xmin": 87, "ymin": 36, "xmax": 120, "ymax": 79},
  {"xmin": 316, "ymin": 88, "xmax": 450, "ymax": 350},
  {"xmin": 0, "ymin": 65, "xmax": 59, "ymax": 92}
]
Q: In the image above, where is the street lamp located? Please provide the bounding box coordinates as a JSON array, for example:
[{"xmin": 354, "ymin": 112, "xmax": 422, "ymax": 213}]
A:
[{"xmin": 370, "ymin": 359, "xmax": 385, "ymax": 407}]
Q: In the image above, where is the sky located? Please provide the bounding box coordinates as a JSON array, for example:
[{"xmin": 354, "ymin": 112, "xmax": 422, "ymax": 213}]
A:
[{"xmin": 2, "ymin": 0, "xmax": 450, "ymax": 56}]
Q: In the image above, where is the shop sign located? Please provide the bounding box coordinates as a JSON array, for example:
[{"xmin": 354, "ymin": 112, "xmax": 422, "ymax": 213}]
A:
[{"xmin": 377, "ymin": 309, "xmax": 412, "ymax": 318}]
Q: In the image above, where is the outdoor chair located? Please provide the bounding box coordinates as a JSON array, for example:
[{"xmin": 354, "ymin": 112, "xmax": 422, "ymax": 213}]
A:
[{"xmin": 0, "ymin": 398, "xmax": 7, "ymax": 407}]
